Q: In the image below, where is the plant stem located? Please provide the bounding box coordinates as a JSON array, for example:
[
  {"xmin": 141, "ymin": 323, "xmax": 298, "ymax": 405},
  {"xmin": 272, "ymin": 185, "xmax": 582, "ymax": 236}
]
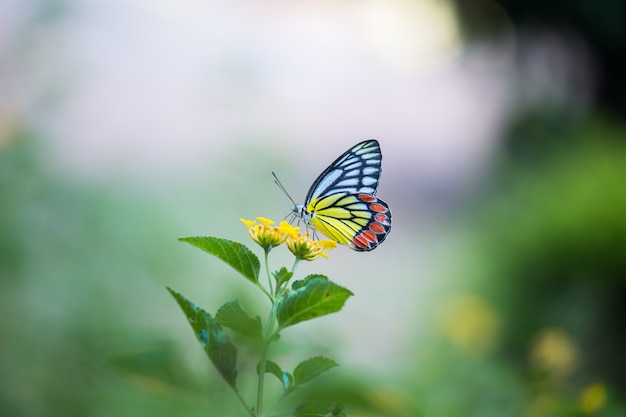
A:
[
  {"xmin": 256, "ymin": 303, "xmax": 278, "ymax": 416},
  {"xmin": 233, "ymin": 389, "xmax": 256, "ymax": 417},
  {"xmin": 256, "ymin": 340, "xmax": 269, "ymax": 416},
  {"xmin": 291, "ymin": 257, "xmax": 301, "ymax": 274},
  {"xmin": 257, "ymin": 248, "xmax": 280, "ymax": 417},
  {"xmin": 256, "ymin": 283, "xmax": 273, "ymax": 301},
  {"xmin": 264, "ymin": 249, "xmax": 274, "ymax": 295}
]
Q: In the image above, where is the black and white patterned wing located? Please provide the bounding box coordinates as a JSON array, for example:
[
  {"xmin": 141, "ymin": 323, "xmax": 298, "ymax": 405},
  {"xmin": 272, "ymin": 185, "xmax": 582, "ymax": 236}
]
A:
[{"xmin": 304, "ymin": 139, "xmax": 382, "ymax": 205}]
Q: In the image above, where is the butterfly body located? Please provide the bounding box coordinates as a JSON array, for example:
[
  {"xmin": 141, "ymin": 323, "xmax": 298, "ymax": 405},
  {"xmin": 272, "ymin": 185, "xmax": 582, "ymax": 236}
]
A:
[{"xmin": 288, "ymin": 140, "xmax": 391, "ymax": 251}]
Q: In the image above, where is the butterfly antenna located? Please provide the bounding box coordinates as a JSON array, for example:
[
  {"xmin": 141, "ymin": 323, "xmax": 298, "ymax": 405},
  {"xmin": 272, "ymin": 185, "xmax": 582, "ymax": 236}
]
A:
[{"xmin": 272, "ymin": 172, "xmax": 297, "ymax": 207}]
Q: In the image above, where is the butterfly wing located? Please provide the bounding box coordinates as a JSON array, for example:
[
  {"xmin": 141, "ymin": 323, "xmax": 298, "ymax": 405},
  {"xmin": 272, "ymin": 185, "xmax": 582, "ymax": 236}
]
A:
[
  {"xmin": 308, "ymin": 192, "xmax": 392, "ymax": 252},
  {"xmin": 304, "ymin": 140, "xmax": 382, "ymax": 205},
  {"xmin": 295, "ymin": 139, "xmax": 391, "ymax": 251}
]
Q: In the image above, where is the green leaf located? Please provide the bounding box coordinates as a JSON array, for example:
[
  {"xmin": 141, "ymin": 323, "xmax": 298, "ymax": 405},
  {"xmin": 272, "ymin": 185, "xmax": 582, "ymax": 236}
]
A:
[
  {"xmin": 293, "ymin": 356, "xmax": 338, "ymax": 387},
  {"xmin": 167, "ymin": 287, "xmax": 238, "ymax": 389},
  {"xmin": 276, "ymin": 275, "xmax": 353, "ymax": 329},
  {"xmin": 179, "ymin": 236, "xmax": 260, "ymax": 284},
  {"xmin": 273, "ymin": 266, "xmax": 293, "ymax": 288},
  {"xmin": 257, "ymin": 359, "xmax": 293, "ymax": 390},
  {"xmin": 294, "ymin": 401, "xmax": 346, "ymax": 417},
  {"xmin": 215, "ymin": 300, "xmax": 262, "ymax": 339}
]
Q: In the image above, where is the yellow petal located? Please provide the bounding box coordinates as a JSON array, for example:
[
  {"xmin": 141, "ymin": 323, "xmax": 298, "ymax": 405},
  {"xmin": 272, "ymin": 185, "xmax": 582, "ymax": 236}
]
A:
[
  {"xmin": 279, "ymin": 221, "xmax": 299, "ymax": 236},
  {"xmin": 256, "ymin": 216, "xmax": 275, "ymax": 226},
  {"xmin": 240, "ymin": 218, "xmax": 255, "ymax": 228}
]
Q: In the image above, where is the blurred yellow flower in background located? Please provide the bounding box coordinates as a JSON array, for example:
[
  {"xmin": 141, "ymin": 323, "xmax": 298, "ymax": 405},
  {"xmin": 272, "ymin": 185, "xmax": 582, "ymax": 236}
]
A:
[
  {"xmin": 579, "ymin": 383, "xmax": 607, "ymax": 414},
  {"xmin": 438, "ymin": 294, "xmax": 501, "ymax": 356},
  {"xmin": 530, "ymin": 328, "xmax": 579, "ymax": 382}
]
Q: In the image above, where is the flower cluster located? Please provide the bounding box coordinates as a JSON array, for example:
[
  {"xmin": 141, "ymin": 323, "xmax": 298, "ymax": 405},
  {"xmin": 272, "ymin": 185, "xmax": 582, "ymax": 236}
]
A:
[
  {"xmin": 286, "ymin": 231, "xmax": 337, "ymax": 261},
  {"xmin": 240, "ymin": 217, "xmax": 336, "ymax": 261},
  {"xmin": 240, "ymin": 217, "xmax": 290, "ymax": 250}
]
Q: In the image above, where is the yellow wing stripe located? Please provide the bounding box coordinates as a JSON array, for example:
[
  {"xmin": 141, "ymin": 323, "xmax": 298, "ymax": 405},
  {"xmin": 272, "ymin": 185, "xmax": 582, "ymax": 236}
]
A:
[
  {"xmin": 312, "ymin": 215, "xmax": 363, "ymax": 245},
  {"xmin": 308, "ymin": 193, "xmax": 374, "ymax": 244}
]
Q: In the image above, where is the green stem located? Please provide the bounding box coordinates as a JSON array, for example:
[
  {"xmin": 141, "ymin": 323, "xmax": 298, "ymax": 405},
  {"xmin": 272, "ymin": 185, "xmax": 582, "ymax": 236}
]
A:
[
  {"xmin": 257, "ymin": 248, "xmax": 281, "ymax": 416},
  {"xmin": 290, "ymin": 257, "xmax": 301, "ymax": 275},
  {"xmin": 256, "ymin": 303, "xmax": 278, "ymax": 416},
  {"xmin": 255, "ymin": 282, "xmax": 273, "ymax": 301},
  {"xmin": 249, "ymin": 249, "xmax": 274, "ymax": 302},
  {"xmin": 256, "ymin": 340, "xmax": 269, "ymax": 415},
  {"xmin": 266, "ymin": 388, "xmax": 292, "ymax": 415},
  {"xmin": 265, "ymin": 249, "xmax": 274, "ymax": 295},
  {"xmin": 233, "ymin": 389, "xmax": 256, "ymax": 417}
]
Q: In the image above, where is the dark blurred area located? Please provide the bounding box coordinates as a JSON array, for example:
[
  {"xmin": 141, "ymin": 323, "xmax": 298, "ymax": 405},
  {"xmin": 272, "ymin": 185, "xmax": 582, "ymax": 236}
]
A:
[
  {"xmin": 438, "ymin": 0, "xmax": 626, "ymax": 415},
  {"xmin": 455, "ymin": 0, "xmax": 626, "ymax": 117},
  {"xmin": 1, "ymin": 0, "xmax": 626, "ymax": 416}
]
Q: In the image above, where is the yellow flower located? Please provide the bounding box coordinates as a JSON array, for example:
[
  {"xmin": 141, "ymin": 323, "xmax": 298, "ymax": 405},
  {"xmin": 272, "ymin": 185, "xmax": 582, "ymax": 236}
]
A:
[
  {"xmin": 240, "ymin": 217, "xmax": 289, "ymax": 251},
  {"xmin": 286, "ymin": 231, "xmax": 337, "ymax": 261},
  {"xmin": 278, "ymin": 221, "xmax": 299, "ymax": 237},
  {"xmin": 579, "ymin": 383, "xmax": 607, "ymax": 414},
  {"xmin": 438, "ymin": 295, "xmax": 501, "ymax": 357},
  {"xmin": 530, "ymin": 328, "xmax": 579, "ymax": 381}
]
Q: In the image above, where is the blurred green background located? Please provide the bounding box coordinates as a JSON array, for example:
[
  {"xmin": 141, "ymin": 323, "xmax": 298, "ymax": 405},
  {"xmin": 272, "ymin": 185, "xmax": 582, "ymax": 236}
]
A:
[{"xmin": 1, "ymin": 0, "xmax": 625, "ymax": 416}]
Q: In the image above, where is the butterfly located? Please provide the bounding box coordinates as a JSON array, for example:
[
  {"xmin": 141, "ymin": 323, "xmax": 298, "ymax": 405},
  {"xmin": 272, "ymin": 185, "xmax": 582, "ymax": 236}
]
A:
[{"xmin": 274, "ymin": 139, "xmax": 391, "ymax": 251}]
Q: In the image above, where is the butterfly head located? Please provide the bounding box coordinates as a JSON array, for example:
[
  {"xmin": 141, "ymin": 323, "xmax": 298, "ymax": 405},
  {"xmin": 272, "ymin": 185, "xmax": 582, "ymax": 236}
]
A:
[{"xmin": 293, "ymin": 203, "xmax": 313, "ymax": 224}]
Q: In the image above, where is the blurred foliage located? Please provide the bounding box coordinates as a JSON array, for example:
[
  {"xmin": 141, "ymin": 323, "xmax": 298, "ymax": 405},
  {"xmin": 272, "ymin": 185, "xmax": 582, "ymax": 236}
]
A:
[
  {"xmin": 0, "ymin": 132, "xmax": 234, "ymax": 416},
  {"xmin": 461, "ymin": 116, "xmax": 626, "ymax": 415},
  {"xmin": 392, "ymin": 115, "xmax": 626, "ymax": 417}
]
